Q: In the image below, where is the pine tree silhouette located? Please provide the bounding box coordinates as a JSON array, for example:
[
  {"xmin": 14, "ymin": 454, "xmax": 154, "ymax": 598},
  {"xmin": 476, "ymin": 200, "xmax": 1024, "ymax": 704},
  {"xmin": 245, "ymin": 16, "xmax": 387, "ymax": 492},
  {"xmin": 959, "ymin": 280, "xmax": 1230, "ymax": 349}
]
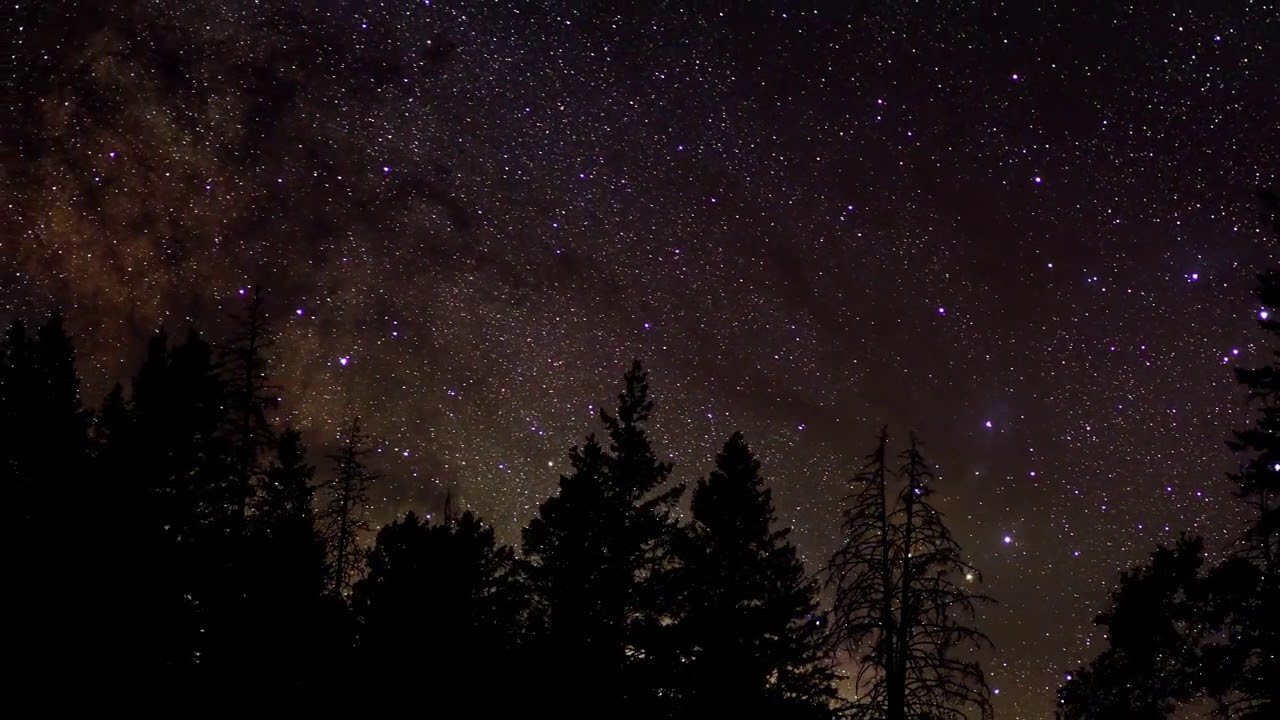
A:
[
  {"xmin": 321, "ymin": 417, "xmax": 377, "ymax": 598},
  {"xmin": 241, "ymin": 428, "xmax": 330, "ymax": 694},
  {"xmin": 1, "ymin": 315, "xmax": 90, "ymax": 517},
  {"xmin": 3, "ymin": 315, "xmax": 93, "ymax": 691},
  {"xmin": 133, "ymin": 328, "xmax": 233, "ymax": 536},
  {"xmin": 222, "ymin": 286, "xmax": 280, "ymax": 526},
  {"xmin": 522, "ymin": 360, "xmax": 685, "ymax": 716},
  {"xmin": 91, "ymin": 377, "xmax": 171, "ymax": 686},
  {"xmin": 353, "ymin": 506, "xmax": 523, "ymax": 702},
  {"xmin": 675, "ymin": 431, "xmax": 839, "ymax": 719},
  {"xmin": 826, "ymin": 430, "xmax": 994, "ymax": 720},
  {"xmin": 127, "ymin": 327, "xmax": 233, "ymax": 677}
]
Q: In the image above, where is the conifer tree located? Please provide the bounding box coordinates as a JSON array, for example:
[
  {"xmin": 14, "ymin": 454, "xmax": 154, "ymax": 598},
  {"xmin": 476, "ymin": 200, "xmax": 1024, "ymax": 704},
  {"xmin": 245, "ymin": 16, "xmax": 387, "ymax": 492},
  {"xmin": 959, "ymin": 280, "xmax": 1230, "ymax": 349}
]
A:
[
  {"xmin": 826, "ymin": 431, "xmax": 994, "ymax": 720},
  {"xmin": 128, "ymin": 327, "xmax": 233, "ymax": 674},
  {"xmin": 522, "ymin": 360, "xmax": 685, "ymax": 715},
  {"xmin": 0, "ymin": 315, "xmax": 90, "ymax": 517},
  {"xmin": 353, "ymin": 507, "xmax": 522, "ymax": 700},
  {"xmin": 321, "ymin": 417, "xmax": 377, "ymax": 598},
  {"xmin": 676, "ymin": 431, "xmax": 838, "ymax": 719},
  {"xmin": 92, "ymin": 379, "xmax": 165, "ymax": 683},
  {"xmin": 1, "ymin": 320, "xmax": 34, "ymax": 524},
  {"xmin": 32, "ymin": 314, "xmax": 91, "ymax": 480},
  {"xmin": 242, "ymin": 428, "xmax": 329, "ymax": 692},
  {"xmin": 222, "ymin": 286, "xmax": 280, "ymax": 525},
  {"xmin": 94, "ymin": 383, "xmax": 132, "ymax": 470},
  {"xmin": 133, "ymin": 328, "xmax": 232, "ymax": 536},
  {"xmin": 255, "ymin": 428, "xmax": 318, "ymax": 533},
  {"xmin": 3, "ymin": 315, "xmax": 93, "ymax": 689}
]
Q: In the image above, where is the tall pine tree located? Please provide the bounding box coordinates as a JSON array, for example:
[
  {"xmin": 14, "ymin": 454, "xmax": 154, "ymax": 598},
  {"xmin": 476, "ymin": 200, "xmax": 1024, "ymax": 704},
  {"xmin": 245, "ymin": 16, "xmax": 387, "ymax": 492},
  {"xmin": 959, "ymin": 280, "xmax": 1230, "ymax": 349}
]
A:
[
  {"xmin": 321, "ymin": 417, "xmax": 377, "ymax": 599},
  {"xmin": 675, "ymin": 431, "xmax": 838, "ymax": 719},
  {"xmin": 827, "ymin": 431, "xmax": 994, "ymax": 720},
  {"xmin": 128, "ymin": 327, "xmax": 233, "ymax": 677},
  {"xmin": 221, "ymin": 286, "xmax": 280, "ymax": 526},
  {"xmin": 3, "ymin": 315, "xmax": 93, "ymax": 691},
  {"xmin": 241, "ymin": 428, "xmax": 330, "ymax": 693},
  {"xmin": 522, "ymin": 360, "xmax": 685, "ymax": 716}
]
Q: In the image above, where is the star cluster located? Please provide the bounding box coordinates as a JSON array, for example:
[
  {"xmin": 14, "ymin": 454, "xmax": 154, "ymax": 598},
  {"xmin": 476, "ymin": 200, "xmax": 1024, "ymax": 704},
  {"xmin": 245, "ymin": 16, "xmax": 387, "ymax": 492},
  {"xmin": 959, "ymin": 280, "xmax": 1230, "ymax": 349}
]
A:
[{"xmin": 5, "ymin": 2, "xmax": 1278, "ymax": 716}]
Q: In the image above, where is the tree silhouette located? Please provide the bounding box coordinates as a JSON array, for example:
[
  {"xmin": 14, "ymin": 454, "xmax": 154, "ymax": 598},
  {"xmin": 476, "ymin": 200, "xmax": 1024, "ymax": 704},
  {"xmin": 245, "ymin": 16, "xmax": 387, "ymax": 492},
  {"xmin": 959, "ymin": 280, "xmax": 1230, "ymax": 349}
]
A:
[
  {"xmin": 1, "ymin": 315, "xmax": 90, "ymax": 518},
  {"xmin": 353, "ymin": 506, "xmax": 523, "ymax": 701},
  {"xmin": 1058, "ymin": 188, "xmax": 1280, "ymax": 720},
  {"xmin": 826, "ymin": 430, "xmax": 994, "ymax": 720},
  {"xmin": 675, "ymin": 431, "xmax": 838, "ymax": 719},
  {"xmin": 238, "ymin": 428, "xmax": 331, "ymax": 692},
  {"xmin": 522, "ymin": 360, "xmax": 685, "ymax": 716},
  {"xmin": 222, "ymin": 286, "xmax": 280, "ymax": 526},
  {"xmin": 3, "ymin": 315, "xmax": 93, "ymax": 690},
  {"xmin": 1209, "ymin": 185, "xmax": 1280, "ymax": 719},
  {"xmin": 132, "ymin": 328, "xmax": 233, "ymax": 539},
  {"xmin": 127, "ymin": 328, "xmax": 241, "ymax": 681},
  {"xmin": 1057, "ymin": 537, "xmax": 1207, "ymax": 720},
  {"xmin": 321, "ymin": 417, "xmax": 378, "ymax": 598}
]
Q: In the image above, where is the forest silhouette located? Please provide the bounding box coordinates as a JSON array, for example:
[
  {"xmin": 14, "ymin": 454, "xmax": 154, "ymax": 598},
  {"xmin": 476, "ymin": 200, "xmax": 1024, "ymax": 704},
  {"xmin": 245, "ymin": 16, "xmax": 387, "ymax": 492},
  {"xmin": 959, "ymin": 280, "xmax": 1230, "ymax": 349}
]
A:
[
  {"xmin": 1, "ymin": 303, "xmax": 985, "ymax": 717},
  {"xmin": 2, "ymin": 193, "xmax": 1276, "ymax": 717}
]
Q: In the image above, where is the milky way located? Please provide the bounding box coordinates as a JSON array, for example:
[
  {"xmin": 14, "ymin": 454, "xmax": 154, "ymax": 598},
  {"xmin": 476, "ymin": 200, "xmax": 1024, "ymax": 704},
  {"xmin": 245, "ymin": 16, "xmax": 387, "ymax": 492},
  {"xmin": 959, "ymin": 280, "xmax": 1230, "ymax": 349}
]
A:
[{"xmin": 5, "ymin": 2, "xmax": 1278, "ymax": 716}]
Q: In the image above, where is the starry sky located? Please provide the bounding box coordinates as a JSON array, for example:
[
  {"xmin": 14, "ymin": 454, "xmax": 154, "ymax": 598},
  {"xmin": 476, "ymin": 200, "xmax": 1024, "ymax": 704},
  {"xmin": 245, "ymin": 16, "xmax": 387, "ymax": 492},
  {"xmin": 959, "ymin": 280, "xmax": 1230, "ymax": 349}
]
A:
[{"xmin": 5, "ymin": 1, "xmax": 1279, "ymax": 716}]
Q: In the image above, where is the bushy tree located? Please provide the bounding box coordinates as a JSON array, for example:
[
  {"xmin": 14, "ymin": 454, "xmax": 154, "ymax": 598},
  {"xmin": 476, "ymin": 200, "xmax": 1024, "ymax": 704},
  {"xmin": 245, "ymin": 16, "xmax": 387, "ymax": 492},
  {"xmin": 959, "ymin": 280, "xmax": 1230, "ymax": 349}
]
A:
[
  {"xmin": 353, "ymin": 506, "xmax": 522, "ymax": 700},
  {"xmin": 1059, "ymin": 188, "xmax": 1280, "ymax": 720},
  {"xmin": 1207, "ymin": 186, "xmax": 1279, "ymax": 719},
  {"xmin": 1057, "ymin": 537, "xmax": 1207, "ymax": 720}
]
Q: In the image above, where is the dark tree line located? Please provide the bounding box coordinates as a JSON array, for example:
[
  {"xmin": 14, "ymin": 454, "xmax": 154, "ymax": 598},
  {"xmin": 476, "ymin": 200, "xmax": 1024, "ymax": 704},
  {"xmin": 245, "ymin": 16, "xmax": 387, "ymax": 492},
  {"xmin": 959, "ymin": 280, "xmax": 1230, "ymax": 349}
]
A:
[
  {"xmin": 1058, "ymin": 189, "xmax": 1280, "ymax": 720},
  {"xmin": 2, "ymin": 299, "xmax": 994, "ymax": 717}
]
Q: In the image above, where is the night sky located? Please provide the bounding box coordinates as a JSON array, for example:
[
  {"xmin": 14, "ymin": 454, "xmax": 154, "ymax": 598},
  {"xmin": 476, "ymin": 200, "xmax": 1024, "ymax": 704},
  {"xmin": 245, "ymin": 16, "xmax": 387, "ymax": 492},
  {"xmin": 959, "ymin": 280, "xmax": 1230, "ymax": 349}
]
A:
[{"xmin": 5, "ymin": 1, "xmax": 1279, "ymax": 716}]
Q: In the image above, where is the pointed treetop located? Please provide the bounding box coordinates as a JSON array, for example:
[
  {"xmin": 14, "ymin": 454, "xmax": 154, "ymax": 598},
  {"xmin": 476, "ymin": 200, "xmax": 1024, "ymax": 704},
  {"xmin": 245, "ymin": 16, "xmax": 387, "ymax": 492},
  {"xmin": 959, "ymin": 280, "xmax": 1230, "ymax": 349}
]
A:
[
  {"xmin": 602, "ymin": 358, "xmax": 654, "ymax": 430},
  {"xmin": 692, "ymin": 431, "xmax": 774, "ymax": 541}
]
